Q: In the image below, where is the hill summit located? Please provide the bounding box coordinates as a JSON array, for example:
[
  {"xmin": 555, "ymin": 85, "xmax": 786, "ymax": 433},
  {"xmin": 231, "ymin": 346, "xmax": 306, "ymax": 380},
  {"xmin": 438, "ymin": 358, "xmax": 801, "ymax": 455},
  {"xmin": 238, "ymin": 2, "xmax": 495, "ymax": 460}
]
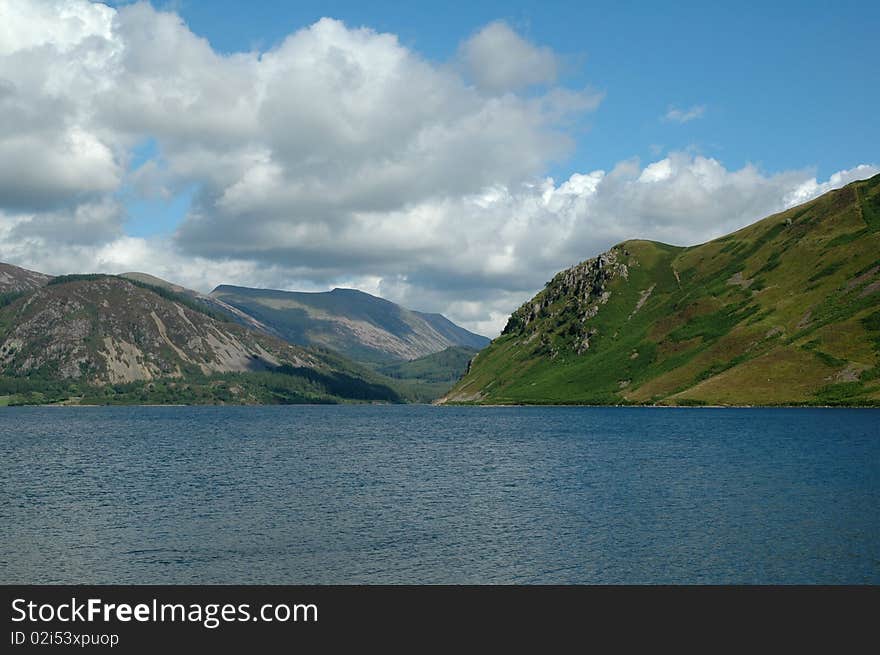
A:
[
  {"xmin": 0, "ymin": 275, "xmax": 403, "ymax": 405},
  {"xmin": 443, "ymin": 173, "xmax": 880, "ymax": 406}
]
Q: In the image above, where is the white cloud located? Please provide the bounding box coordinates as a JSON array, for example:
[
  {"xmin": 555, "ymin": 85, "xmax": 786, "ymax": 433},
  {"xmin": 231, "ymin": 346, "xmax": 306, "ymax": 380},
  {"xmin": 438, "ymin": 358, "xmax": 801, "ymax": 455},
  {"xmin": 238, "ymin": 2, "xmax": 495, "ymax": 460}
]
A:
[
  {"xmin": 7, "ymin": 198, "xmax": 124, "ymax": 245},
  {"xmin": 0, "ymin": 2, "xmax": 596, "ymax": 270},
  {"xmin": 458, "ymin": 20, "xmax": 558, "ymax": 93},
  {"xmin": 0, "ymin": 0, "xmax": 115, "ymax": 56},
  {"xmin": 0, "ymin": 0, "xmax": 124, "ymax": 214},
  {"xmin": 663, "ymin": 104, "xmax": 706, "ymax": 124},
  {"xmin": 782, "ymin": 164, "xmax": 879, "ymax": 207}
]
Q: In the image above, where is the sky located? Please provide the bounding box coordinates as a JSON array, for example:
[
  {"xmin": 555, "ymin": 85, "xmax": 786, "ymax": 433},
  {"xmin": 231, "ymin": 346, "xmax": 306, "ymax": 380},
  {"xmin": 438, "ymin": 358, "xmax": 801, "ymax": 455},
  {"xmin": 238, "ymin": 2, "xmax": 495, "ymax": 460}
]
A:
[{"xmin": 0, "ymin": 0, "xmax": 877, "ymax": 336}]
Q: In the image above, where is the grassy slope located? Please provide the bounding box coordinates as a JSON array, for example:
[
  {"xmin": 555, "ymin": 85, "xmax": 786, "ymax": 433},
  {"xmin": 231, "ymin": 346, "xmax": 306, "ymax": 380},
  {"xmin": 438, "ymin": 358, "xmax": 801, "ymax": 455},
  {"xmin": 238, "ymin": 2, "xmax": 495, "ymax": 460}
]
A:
[{"xmin": 446, "ymin": 174, "xmax": 880, "ymax": 406}]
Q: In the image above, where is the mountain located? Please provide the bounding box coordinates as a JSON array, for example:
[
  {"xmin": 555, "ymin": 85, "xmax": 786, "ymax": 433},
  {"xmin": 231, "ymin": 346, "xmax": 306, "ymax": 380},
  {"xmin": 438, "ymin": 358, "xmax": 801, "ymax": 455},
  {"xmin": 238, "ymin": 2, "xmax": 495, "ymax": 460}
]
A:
[
  {"xmin": 120, "ymin": 272, "xmax": 280, "ymax": 337},
  {"xmin": 444, "ymin": 173, "xmax": 880, "ymax": 406},
  {"xmin": 0, "ymin": 274, "xmax": 404, "ymax": 405},
  {"xmin": 0, "ymin": 262, "xmax": 51, "ymax": 295},
  {"xmin": 210, "ymin": 285, "xmax": 490, "ymax": 365}
]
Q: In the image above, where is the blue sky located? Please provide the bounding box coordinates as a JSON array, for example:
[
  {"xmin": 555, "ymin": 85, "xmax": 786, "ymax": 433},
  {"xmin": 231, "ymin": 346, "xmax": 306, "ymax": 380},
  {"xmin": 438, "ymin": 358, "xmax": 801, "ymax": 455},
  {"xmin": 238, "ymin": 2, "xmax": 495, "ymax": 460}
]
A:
[
  {"xmin": 171, "ymin": 0, "xmax": 879, "ymax": 178},
  {"xmin": 2, "ymin": 0, "xmax": 878, "ymax": 333}
]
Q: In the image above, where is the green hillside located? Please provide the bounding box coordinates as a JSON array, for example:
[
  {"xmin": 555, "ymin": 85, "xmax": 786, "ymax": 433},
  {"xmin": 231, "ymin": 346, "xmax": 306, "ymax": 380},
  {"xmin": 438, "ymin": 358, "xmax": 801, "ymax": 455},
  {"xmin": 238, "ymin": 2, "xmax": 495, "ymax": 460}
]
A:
[
  {"xmin": 443, "ymin": 174, "xmax": 880, "ymax": 406},
  {"xmin": 377, "ymin": 346, "xmax": 478, "ymax": 401}
]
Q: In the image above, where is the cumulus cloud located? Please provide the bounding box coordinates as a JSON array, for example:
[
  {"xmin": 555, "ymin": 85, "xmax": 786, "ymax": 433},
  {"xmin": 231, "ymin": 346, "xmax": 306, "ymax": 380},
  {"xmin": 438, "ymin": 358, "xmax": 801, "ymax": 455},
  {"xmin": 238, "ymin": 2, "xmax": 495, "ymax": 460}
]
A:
[
  {"xmin": 782, "ymin": 164, "xmax": 879, "ymax": 207},
  {"xmin": 7, "ymin": 198, "xmax": 124, "ymax": 245},
  {"xmin": 0, "ymin": 0, "xmax": 115, "ymax": 55},
  {"xmin": 0, "ymin": 1, "xmax": 876, "ymax": 338},
  {"xmin": 458, "ymin": 20, "xmax": 558, "ymax": 92},
  {"xmin": 0, "ymin": 0, "xmax": 123, "ymax": 214},
  {"xmin": 0, "ymin": 2, "xmax": 595, "ymax": 245},
  {"xmin": 663, "ymin": 104, "xmax": 706, "ymax": 123}
]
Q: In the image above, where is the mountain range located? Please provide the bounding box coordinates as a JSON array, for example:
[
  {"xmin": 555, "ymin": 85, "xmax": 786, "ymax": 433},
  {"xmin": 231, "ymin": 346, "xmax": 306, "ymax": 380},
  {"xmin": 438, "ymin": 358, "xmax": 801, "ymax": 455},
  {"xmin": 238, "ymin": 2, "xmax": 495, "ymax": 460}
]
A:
[
  {"xmin": 443, "ymin": 173, "xmax": 880, "ymax": 406},
  {"xmin": 0, "ymin": 273, "xmax": 412, "ymax": 405},
  {"xmin": 0, "ymin": 270, "xmax": 486, "ymax": 405}
]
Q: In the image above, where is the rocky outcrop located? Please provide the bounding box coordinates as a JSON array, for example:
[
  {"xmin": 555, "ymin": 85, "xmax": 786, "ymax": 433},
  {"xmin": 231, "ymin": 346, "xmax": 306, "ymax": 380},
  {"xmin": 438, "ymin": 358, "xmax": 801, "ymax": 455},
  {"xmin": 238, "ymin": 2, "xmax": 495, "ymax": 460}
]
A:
[{"xmin": 502, "ymin": 246, "xmax": 632, "ymax": 353}]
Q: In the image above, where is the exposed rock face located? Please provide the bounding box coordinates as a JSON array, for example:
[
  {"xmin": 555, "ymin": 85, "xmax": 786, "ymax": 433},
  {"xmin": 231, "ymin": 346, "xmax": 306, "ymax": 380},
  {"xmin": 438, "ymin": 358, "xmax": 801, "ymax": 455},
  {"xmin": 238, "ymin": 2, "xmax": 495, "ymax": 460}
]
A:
[
  {"xmin": 502, "ymin": 246, "xmax": 632, "ymax": 354},
  {"xmin": 0, "ymin": 277, "xmax": 319, "ymax": 384},
  {"xmin": 0, "ymin": 263, "xmax": 51, "ymax": 294},
  {"xmin": 629, "ymin": 285, "xmax": 656, "ymax": 320}
]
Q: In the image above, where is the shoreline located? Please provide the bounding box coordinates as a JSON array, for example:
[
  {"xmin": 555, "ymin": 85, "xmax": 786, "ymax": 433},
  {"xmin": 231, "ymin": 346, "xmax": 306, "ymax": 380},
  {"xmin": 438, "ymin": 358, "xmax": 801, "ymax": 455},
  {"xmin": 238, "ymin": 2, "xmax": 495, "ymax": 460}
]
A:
[
  {"xmin": 437, "ymin": 403, "xmax": 880, "ymax": 409},
  {"xmin": 0, "ymin": 401, "xmax": 877, "ymax": 409}
]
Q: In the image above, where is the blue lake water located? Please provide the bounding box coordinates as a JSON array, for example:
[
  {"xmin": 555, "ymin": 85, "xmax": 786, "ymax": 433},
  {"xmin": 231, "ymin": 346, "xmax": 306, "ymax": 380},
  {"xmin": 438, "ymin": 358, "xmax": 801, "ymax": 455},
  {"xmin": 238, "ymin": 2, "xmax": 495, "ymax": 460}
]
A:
[{"xmin": 0, "ymin": 405, "xmax": 877, "ymax": 584}]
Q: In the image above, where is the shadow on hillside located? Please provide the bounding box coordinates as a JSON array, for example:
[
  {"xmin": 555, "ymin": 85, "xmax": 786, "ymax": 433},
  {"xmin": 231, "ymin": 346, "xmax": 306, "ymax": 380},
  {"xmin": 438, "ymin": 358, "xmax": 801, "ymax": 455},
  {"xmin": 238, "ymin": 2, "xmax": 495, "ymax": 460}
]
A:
[{"xmin": 274, "ymin": 363, "xmax": 402, "ymax": 403}]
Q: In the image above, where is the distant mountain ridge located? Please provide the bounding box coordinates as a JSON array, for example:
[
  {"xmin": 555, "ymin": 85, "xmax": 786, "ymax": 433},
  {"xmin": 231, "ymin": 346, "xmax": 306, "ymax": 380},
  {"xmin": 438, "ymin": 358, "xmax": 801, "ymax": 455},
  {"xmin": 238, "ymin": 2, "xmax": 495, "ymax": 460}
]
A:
[
  {"xmin": 120, "ymin": 272, "xmax": 281, "ymax": 337},
  {"xmin": 443, "ymin": 173, "xmax": 880, "ymax": 406},
  {"xmin": 0, "ymin": 263, "xmax": 485, "ymax": 404},
  {"xmin": 210, "ymin": 284, "xmax": 489, "ymax": 364},
  {"xmin": 0, "ymin": 273, "xmax": 403, "ymax": 405}
]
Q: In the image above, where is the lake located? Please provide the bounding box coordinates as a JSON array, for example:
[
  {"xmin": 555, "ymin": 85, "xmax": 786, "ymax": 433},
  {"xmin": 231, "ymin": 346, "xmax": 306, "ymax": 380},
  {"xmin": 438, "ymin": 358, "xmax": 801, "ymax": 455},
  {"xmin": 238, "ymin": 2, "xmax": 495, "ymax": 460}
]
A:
[{"xmin": 1, "ymin": 405, "xmax": 877, "ymax": 584}]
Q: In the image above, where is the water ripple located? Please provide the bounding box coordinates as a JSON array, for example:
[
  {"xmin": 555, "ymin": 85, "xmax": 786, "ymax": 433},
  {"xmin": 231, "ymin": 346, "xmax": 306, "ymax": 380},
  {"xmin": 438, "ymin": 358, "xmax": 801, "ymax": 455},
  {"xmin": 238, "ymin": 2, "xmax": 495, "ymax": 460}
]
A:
[{"xmin": 0, "ymin": 405, "xmax": 878, "ymax": 584}]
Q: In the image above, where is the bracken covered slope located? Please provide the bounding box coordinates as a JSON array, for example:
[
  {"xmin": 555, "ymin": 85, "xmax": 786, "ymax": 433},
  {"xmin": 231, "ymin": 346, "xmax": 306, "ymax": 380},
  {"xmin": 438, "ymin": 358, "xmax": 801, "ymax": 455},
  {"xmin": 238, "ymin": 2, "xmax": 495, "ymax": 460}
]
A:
[{"xmin": 443, "ymin": 173, "xmax": 880, "ymax": 406}]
